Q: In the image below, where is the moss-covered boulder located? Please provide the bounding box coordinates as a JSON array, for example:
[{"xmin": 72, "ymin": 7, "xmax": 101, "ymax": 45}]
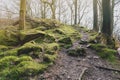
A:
[
  {"xmin": 17, "ymin": 43, "xmax": 43, "ymax": 58},
  {"xmin": 0, "ymin": 28, "xmax": 19, "ymax": 46},
  {"xmin": 58, "ymin": 37, "xmax": 73, "ymax": 48},
  {"xmin": 20, "ymin": 29, "xmax": 46, "ymax": 44},
  {"xmin": 35, "ymin": 33, "xmax": 55, "ymax": 43}
]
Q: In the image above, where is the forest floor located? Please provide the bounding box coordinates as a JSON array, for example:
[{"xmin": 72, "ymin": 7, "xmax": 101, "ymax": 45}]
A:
[{"xmin": 34, "ymin": 30, "xmax": 120, "ymax": 80}]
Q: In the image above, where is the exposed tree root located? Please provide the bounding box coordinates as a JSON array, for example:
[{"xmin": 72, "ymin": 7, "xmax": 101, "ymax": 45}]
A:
[
  {"xmin": 95, "ymin": 65, "xmax": 120, "ymax": 73},
  {"xmin": 79, "ymin": 67, "xmax": 88, "ymax": 80}
]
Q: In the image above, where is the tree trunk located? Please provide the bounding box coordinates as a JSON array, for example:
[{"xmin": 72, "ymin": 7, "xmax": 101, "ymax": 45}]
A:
[
  {"xmin": 19, "ymin": 0, "xmax": 26, "ymax": 30},
  {"xmin": 74, "ymin": 0, "xmax": 77, "ymax": 25},
  {"xmin": 93, "ymin": 0, "xmax": 98, "ymax": 31},
  {"xmin": 101, "ymin": 0, "xmax": 114, "ymax": 47}
]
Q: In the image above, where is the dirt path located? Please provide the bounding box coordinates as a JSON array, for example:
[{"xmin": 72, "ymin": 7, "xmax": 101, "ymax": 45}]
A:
[{"xmin": 35, "ymin": 31, "xmax": 120, "ymax": 80}]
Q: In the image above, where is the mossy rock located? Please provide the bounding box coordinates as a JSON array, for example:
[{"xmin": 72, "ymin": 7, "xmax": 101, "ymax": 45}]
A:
[
  {"xmin": 58, "ymin": 37, "xmax": 72, "ymax": 48},
  {"xmin": 0, "ymin": 29, "xmax": 19, "ymax": 46},
  {"xmin": 43, "ymin": 43, "xmax": 59, "ymax": 54},
  {"xmin": 20, "ymin": 29, "xmax": 46, "ymax": 44},
  {"xmin": 35, "ymin": 33, "xmax": 55, "ymax": 43},
  {"xmin": 0, "ymin": 56, "xmax": 18, "ymax": 70},
  {"xmin": 17, "ymin": 43, "xmax": 43, "ymax": 58},
  {"xmin": 43, "ymin": 54, "xmax": 57, "ymax": 62},
  {"xmin": 88, "ymin": 33, "xmax": 100, "ymax": 43},
  {"xmin": 67, "ymin": 47, "xmax": 86, "ymax": 57}
]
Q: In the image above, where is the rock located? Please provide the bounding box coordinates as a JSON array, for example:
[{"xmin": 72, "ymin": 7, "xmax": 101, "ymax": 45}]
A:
[
  {"xmin": 58, "ymin": 37, "xmax": 72, "ymax": 48},
  {"xmin": 67, "ymin": 47, "xmax": 86, "ymax": 57}
]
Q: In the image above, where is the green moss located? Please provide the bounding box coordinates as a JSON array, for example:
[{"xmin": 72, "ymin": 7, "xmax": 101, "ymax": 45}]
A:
[
  {"xmin": 58, "ymin": 37, "xmax": 72, "ymax": 48},
  {"xmin": 20, "ymin": 29, "xmax": 46, "ymax": 44},
  {"xmin": 0, "ymin": 29, "xmax": 19, "ymax": 46},
  {"xmin": 0, "ymin": 48, "xmax": 18, "ymax": 57},
  {"xmin": 43, "ymin": 43, "xmax": 59, "ymax": 54},
  {"xmin": 18, "ymin": 56, "xmax": 33, "ymax": 62},
  {"xmin": 98, "ymin": 48, "xmax": 117, "ymax": 62},
  {"xmin": 0, "ymin": 61, "xmax": 48, "ymax": 80},
  {"xmin": 90, "ymin": 44, "xmax": 117, "ymax": 62},
  {"xmin": 90, "ymin": 44, "xmax": 107, "ymax": 51},
  {"xmin": 43, "ymin": 54, "xmax": 57, "ymax": 62},
  {"xmin": 0, "ymin": 56, "xmax": 18, "ymax": 70},
  {"xmin": 0, "ymin": 45, "xmax": 10, "ymax": 52},
  {"xmin": 88, "ymin": 33, "xmax": 99, "ymax": 43}
]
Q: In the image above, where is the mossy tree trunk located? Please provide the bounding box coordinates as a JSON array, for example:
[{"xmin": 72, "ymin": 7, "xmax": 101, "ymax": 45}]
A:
[
  {"xmin": 101, "ymin": 0, "xmax": 114, "ymax": 48},
  {"xmin": 93, "ymin": 0, "xmax": 98, "ymax": 32},
  {"xmin": 19, "ymin": 0, "xmax": 26, "ymax": 30}
]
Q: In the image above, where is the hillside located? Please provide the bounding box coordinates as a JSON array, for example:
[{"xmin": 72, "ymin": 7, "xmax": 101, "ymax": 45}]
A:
[{"xmin": 0, "ymin": 19, "xmax": 120, "ymax": 80}]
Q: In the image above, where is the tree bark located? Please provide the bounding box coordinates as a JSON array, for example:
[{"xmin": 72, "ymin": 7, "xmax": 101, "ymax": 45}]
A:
[
  {"xmin": 19, "ymin": 0, "xmax": 26, "ymax": 30},
  {"xmin": 101, "ymin": 0, "xmax": 115, "ymax": 47},
  {"xmin": 74, "ymin": 0, "xmax": 77, "ymax": 25},
  {"xmin": 93, "ymin": 0, "xmax": 98, "ymax": 31}
]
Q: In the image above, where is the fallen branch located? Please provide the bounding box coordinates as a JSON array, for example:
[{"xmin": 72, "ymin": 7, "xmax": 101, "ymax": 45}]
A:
[
  {"xmin": 79, "ymin": 67, "xmax": 88, "ymax": 80},
  {"xmin": 95, "ymin": 66, "xmax": 120, "ymax": 73}
]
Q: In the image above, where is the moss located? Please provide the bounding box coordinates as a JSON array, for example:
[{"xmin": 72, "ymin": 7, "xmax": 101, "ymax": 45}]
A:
[
  {"xmin": 98, "ymin": 48, "xmax": 117, "ymax": 62},
  {"xmin": 88, "ymin": 33, "xmax": 99, "ymax": 43},
  {"xmin": 18, "ymin": 56, "xmax": 33, "ymax": 62},
  {"xmin": 0, "ymin": 45, "xmax": 10, "ymax": 52},
  {"xmin": 1, "ymin": 61, "xmax": 48, "ymax": 80},
  {"xmin": 43, "ymin": 43, "xmax": 59, "ymax": 54},
  {"xmin": 90, "ymin": 44, "xmax": 117, "ymax": 62},
  {"xmin": 17, "ymin": 42, "xmax": 43, "ymax": 58},
  {"xmin": 0, "ymin": 29, "xmax": 19, "ymax": 46},
  {"xmin": 0, "ymin": 56, "xmax": 18, "ymax": 70},
  {"xmin": 67, "ymin": 47, "xmax": 86, "ymax": 57},
  {"xmin": 20, "ymin": 29, "xmax": 46, "ymax": 44},
  {"xmin": 58, "ymin": 37, "xmax": 72, "ymax": 48},
  {"xmin": 0, "ymin": 48, "xmax": 18, "ymax": 57},
  {"xmin": 90, "ymin": 44, "xmax": 107, "ymax": 51},
  {"xmin": 43, "ymin": 54, "xmax": 57, "ymax": 62}
]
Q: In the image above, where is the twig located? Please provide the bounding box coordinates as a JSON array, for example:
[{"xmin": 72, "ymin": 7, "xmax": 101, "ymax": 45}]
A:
[{"xmin": 79, "ymin": 67, "xmax": 88, "ymax": 80}]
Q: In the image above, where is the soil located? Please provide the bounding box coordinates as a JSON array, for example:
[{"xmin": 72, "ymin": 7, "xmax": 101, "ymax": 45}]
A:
[{"xmin": 32, "ymin": 30, "xmax": 120, "ymax": 80}]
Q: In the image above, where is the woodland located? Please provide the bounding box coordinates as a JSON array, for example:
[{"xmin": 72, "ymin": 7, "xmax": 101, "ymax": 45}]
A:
[{"xmin": 0, "ymin": 0, "xmax": 120, "ymax": 80}]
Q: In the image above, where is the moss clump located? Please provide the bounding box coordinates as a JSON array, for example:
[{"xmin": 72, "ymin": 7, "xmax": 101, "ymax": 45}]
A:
[
  {"xmin": 0, "ymin": 48, "xmax": 18, "ymax": 57},
  {"xmin": 98, "ymin": 48, "xmax": 117, "ymax": 61},
  {"xmin": 90, "ymin": 44, "xmax": 117, "ymax": 62},
  {"xmin": 67, "ymin": 48, "xmax": 86, "ymax": 57},
  {"xmin": 43, "ymin": 54, "xmax": 57, "ymax": 62},
  {"xmin": 58, "ymin": 37, "xmax": 72, "ymax": 48},
  {"xmin": 20, "ymin": 29, "xmax": 46, "ymax": 44},
  {"xmin": 17, "ymin": 42, "xmax": 43, "ymax": 59},
  {"xmin": 0, "ymin": 29, "xmax": 19, "ymax": 46},
  {"xmin": 0, "ymin": 45, "xmax": 10, "ymax": 52},
  {"xmin": 43, "ymin": 43, "xmax": 59, "ymax": 54},
  {"xmin": 0, "ymin": 56, "xmax": 18, "ymax": 70},
  {"xmin": 35, "ymin": 33, "xmax": 55, "ymax": 43},
  {"xmin": 88, "ymin": 33, "xmax": 100, "ymax": 43},
  {"xmin": 0, "ymin": 61, "xmax": 48, "ymax": 80},
  {"xmin": 90, "ymin": 44, "xmax": 107, "ymax": 51}
]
